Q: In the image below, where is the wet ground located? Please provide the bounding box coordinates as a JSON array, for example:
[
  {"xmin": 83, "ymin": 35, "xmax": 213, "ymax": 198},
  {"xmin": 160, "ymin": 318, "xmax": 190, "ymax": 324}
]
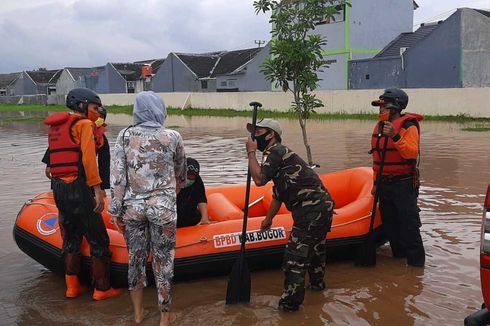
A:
[{"xmin": 0, "ymin": 113, "xmax": 488, "ymax": 325}]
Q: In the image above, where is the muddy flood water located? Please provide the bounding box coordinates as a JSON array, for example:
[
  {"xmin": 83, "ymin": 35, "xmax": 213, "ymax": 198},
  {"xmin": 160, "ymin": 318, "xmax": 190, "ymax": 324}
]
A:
[{"xmin": 0, "ymin": 113, "xmax": 489, "ymax": 325}]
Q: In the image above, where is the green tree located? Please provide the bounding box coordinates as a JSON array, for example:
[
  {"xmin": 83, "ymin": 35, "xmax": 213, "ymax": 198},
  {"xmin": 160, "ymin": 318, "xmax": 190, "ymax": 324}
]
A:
[{"xmin": 254, "ymin": 0, "xmax": 347, "ymax": 165}]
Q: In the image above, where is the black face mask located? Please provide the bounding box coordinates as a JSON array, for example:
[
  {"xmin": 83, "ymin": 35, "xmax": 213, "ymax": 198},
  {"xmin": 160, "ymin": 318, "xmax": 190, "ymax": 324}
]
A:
[{"xmin": 256, "ymin": 132, "xmax": 271, "ymax": 152}]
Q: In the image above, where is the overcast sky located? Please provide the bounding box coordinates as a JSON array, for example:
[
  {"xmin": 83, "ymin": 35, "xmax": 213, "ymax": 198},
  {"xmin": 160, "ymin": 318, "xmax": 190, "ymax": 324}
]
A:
[{"xmin": 0, "ymin": 0, "xmax": 488, "ymax": 73}]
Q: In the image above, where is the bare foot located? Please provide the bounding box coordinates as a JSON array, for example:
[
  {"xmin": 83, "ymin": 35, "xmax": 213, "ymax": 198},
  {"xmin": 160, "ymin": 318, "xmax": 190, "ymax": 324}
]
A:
[
  {"xmin": 160, "ymin": 311, "xmax": 170, "ymax": 326},
  {"xmin": 134, "ymin": 308, "xmax": 148, "ymax": 324}
]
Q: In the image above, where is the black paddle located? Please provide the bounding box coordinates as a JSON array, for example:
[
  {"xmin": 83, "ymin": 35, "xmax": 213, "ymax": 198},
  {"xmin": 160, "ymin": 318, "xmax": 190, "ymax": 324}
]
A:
[
  {"xmin": 226, "ymin": 101, "xmax": 261, "ymax": 304},
  {"xmin": 356, "ymin": 121, "xmax": 388, "ymax": 266}
]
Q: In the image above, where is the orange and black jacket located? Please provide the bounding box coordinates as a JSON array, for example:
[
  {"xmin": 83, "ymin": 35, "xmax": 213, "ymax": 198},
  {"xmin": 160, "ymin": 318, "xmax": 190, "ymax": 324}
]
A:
[
  {"xmin": 371, "ymin": 113, "xmax": 423, "ymax": 181},
  {"xmin": 43, "ymin": 112, "xmax": 104, "ymax": 188}
]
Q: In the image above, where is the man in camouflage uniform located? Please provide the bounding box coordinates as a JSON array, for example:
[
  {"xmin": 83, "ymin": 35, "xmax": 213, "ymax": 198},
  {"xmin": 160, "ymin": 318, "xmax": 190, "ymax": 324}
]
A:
[{"xmin": 245, "ymin": 119, "xmax": 334, "ymax": 312}]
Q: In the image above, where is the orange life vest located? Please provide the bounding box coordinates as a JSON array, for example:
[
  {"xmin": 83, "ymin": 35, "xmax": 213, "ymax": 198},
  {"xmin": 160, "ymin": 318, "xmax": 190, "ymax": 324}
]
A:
[
  {"xmin": 371, "ymin": 113, "xmax": 423, "ymax": 176},
  {"xmin": 94, "ymin": 124, "xmax": 107, "ymax": 150},
  {"xmin": 44, "ymin": 112, "xmax": 82, "ymax": 178}
]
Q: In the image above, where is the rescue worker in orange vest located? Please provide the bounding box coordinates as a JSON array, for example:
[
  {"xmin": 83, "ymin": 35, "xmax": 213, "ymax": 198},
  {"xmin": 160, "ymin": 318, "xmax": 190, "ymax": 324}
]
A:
[
  {"xmin": 44, "ymin": 88, "xmax": 123, "ymax": 300},
  {"xmin": 43, "ymin": 106, "xmax": 110, "ymax": 189},
  {"xmin": 370, "ymin": 88, "xmax": 425, "ymax": 267}
]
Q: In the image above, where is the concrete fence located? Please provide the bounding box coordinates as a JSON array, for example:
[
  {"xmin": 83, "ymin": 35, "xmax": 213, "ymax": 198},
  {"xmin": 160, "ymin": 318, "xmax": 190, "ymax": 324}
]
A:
[
  {"xmin": 18, "ymin": 87, "xmax": 489, "ymax": 117},
  {"xmin": 97, "ymin": 87, "xmax": 490, "ymax": 118}
]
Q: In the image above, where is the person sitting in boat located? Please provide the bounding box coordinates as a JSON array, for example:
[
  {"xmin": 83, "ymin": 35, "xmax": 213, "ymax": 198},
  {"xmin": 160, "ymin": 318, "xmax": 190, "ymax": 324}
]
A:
[
  {"xmin": 42, "ymin": 106, "xmax": 110, "ymax": 191},
  {"xmin": 245, "ymin": 118, "xmax": 335, "ymax": 312},
  {"xmin": 177, "ymin": 157, "xmax": 210, "ymax": 228},
  {"xmin": 43, "ymin": 87, "xmax": 123, "ymax": 301},
  {"xmin": 109, "ymin": 91, "xmax": 186, "ymax": 325}
]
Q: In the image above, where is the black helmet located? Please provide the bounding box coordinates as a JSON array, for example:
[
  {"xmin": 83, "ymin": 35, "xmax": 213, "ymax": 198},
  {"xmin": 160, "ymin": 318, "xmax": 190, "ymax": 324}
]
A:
[
  {"xmin": 186, "ymin": 157, "xmax": 200, "ymax": 175},
  {"xmin": 371, "ymin": 88, "xmax": 409, "ymax": 111},
  {"xmin": 66, "ymin": 88, "xmax": 102, "ymax": 112}
]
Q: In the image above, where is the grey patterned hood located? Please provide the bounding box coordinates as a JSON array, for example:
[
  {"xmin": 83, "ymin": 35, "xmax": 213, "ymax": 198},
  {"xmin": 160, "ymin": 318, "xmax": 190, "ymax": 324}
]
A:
[{"xmin": 133, "ymin": 91, "xmax": 167, "ymax": 128}]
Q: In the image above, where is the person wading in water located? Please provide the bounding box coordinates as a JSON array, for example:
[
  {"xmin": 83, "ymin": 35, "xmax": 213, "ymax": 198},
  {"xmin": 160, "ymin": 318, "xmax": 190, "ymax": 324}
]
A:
[
  {"xmin": 44, "ymin": 88, "xmax": 123, "ymax": 301},
  {"xmin": 245, "ymin": 118, "xmax": 335, "ymax": 312},
  {"xmin": 370, "ymin": 88, "xmax": 425, "ymax": 267}
]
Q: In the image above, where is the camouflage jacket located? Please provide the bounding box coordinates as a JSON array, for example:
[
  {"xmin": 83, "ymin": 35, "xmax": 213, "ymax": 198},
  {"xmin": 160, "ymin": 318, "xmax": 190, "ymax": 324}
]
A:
[
  {"xmin": 109, "ymin": 125, "xmax": 186, "ymax": 217},
  {"xmin": 259, "ymin": 143, "xmax": 333, "ymax": 214}
]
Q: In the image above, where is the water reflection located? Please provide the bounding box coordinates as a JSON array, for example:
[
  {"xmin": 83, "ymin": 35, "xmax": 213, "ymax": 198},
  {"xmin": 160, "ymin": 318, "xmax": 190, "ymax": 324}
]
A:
[{"xmin": 0, "ymin": 114, "xmax": 488, "ymax": 325}]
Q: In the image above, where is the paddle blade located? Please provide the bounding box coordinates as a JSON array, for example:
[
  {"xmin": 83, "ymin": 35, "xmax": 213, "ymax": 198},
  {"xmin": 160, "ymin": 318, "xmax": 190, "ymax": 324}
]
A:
[
  {"xmin": 354, "ymin": 235, "xmax": 377, "ymax": 267},
  {"xmin": 226, "ymin": 255, "xmax": 251, "ymax": 304}
]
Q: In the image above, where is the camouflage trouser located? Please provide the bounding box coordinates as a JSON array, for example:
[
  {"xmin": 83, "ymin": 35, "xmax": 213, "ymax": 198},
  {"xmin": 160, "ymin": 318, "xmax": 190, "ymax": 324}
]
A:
[
  {"xmin": 122, "ymin": 199, "xmax": 176, "ymax": 312},
  {"xmin": 280, "ymin": 205, "xmax": 333, "ymax": 307}
]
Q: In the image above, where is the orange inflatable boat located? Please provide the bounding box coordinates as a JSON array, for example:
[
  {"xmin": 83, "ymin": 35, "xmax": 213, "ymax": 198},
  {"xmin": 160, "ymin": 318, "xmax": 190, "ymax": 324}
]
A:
[{"xmin": 14, "ymin": 167, "xmax": 384, "ymax": 287}]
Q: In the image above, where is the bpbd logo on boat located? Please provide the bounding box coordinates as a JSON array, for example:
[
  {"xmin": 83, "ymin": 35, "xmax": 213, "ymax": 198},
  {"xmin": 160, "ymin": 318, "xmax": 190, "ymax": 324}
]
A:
[
  {"xmin": 213, "ymin": 227, "xmax": 286, "ymax": 248},
  {"xmin": 36, "ymin": 213, "xmax": 59, "ymax": 236}
]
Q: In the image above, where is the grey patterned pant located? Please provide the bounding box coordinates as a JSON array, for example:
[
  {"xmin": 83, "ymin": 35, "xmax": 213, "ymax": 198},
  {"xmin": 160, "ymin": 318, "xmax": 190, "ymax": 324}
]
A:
[{"xmin": 123, "ymin": 200, "xmax": 176, "ymax": 312}]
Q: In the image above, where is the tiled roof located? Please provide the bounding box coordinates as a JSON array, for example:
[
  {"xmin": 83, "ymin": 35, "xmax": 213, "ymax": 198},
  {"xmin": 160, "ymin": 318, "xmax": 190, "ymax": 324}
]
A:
[
  {"xmin": 48, "ymin": 69, "xmax": 63, "ymax": 84},
  {"xmin": 0, "ymin": 72, "xmax": 20, "ymax": 88},
  {"xmin": 176, "ymin": 47, "xmax": 262, "ymax": 79},
  {"xmin": 26, "ymin": 69, "xmax": 62, "ymax": 85},
  {"xmin": 212, "ymin": 48, "xmax": 262, "ymax": 77},
  {"xmin": 475, "ymin": 9, "xmax": 490, "ymax": 18},
  {"xmin": 375, "ymin": 23, "xmax": 440, "ymax": 58},
  {"xmin": 175, "ymin": 53, "xmax": 221, "ymax": 78},
  {"xmin": 66, "ymin": 67, "xmax": 105, "ymax": 80},
  {"xmin": 111, "ymin": 63, "xmax": 143, "ymax": 81}
]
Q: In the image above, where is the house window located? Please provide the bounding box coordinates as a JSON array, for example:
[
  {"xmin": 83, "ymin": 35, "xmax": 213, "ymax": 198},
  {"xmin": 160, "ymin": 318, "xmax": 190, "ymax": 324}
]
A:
[
  {"xmin": 316, "ymin": 4, "xmax": 345, "ymax": 25},
  {"xmin": 127, "ymin": 81, "xmax": 135, "ymax": 93},
  {"xmin": 201, "ymin": 80, "xmax": 208, "ymax": 89},
  {"xmin": 220, "ymin": 81, "xmax": 227, "ymax": 87},
  {"xmin": 0, "ymin": 89, "xmax": 6, "ymax": 96},
  {"xmin": 227, "ymin": 79, "xmax": 237, "ymax": 87},
  {"xmin": 365, "ymin": 74, "xmax": 370, "ymax": 80}
]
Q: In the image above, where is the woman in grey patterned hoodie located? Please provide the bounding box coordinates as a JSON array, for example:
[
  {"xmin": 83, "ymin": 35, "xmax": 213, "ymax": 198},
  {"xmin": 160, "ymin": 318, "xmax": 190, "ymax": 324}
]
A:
[{"xmin": 109, "ymin": 91, "xmax": 186, "ymax": 325}]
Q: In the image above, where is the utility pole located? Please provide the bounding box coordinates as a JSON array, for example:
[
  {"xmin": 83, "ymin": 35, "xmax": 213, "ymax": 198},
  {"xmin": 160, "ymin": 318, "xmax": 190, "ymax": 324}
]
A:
[{"xmin": 254, "ymin": 40, "xmax": 265, "ymax": 48}]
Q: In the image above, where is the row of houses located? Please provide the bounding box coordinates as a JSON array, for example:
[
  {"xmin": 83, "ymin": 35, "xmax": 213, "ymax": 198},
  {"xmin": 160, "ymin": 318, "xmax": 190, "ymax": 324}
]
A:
[
  {"xmin": 1, "ymin": 2, "xmax": 489, "ymax": 103},
  {"xmin": 0, "ymin": 46, "xmax": 270, "ymax": 99}
]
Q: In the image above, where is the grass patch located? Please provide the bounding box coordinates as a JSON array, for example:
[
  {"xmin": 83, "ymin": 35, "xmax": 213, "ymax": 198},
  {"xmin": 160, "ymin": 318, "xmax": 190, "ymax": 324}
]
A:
[{"xmin": 1, "ymin": 104, "xmax": 490, "ymax": 123}]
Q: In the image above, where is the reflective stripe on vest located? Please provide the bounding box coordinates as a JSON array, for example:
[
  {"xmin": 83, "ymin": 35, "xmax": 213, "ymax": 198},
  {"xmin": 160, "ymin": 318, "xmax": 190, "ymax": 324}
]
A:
[
  {"xmin": 46, "ymin": 113, "xmax": 81, "ymax": 178},
  {"xmin": 371, "ymin": 114, "xmax": 421, "ymax": 176}
]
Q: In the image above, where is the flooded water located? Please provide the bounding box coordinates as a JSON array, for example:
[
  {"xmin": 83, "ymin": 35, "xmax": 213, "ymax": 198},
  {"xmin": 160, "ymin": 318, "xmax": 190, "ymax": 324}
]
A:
[{"xmin": 0, "ymin": 112, "xmax": 488, "ymax": 325}]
